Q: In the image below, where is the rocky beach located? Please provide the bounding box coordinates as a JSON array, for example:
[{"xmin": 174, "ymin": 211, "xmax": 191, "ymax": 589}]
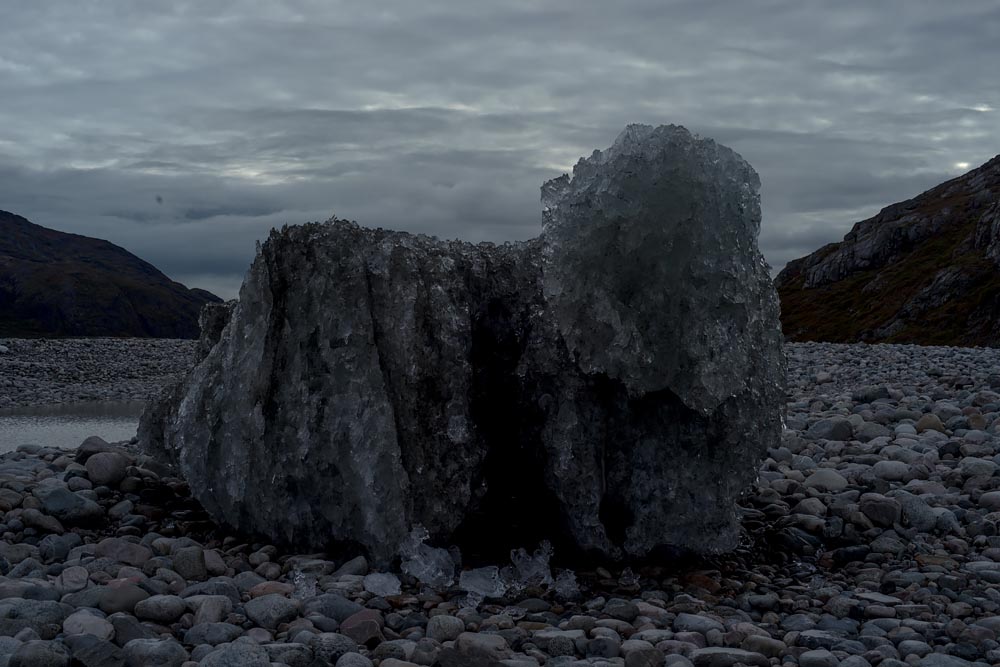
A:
[
  {"xmin": 2, "ymin": 0, "xmax": 997, "ymax": 665},
  {"xmin": 0, "ymin": 339, "xmax": 998, "ymax": 666}
]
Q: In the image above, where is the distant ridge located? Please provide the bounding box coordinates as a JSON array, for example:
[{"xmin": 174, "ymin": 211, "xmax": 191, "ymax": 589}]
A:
[
  {"xmin": 0, "ymin": 210, "xmax": 220, "ymax": 338},
  {"xmin": 776, "ymin": 155, "xmax": 1000, "ymax": 346}
]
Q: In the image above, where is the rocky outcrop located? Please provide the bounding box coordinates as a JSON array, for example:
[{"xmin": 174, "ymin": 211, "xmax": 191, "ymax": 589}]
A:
[
  {"xmin": 0, "ymin": 210, "xmax": 220, "ymax": 338},
  {"xmin": 776, "ymin": 155, "xmax": 1000, "ymax": 345},
  {"xmin": 140, "ymin": 124, "xmax": 785, "ymax": 564}
]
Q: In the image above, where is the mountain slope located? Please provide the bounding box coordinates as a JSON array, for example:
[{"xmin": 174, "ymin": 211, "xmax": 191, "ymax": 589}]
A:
[
  {"xmin": 0, "ymin": 210, "xmax": 220, "ymax": 338},
  {"xmin": 776, "ymin": 155, "xmax": 1000, "ymax": 346}
]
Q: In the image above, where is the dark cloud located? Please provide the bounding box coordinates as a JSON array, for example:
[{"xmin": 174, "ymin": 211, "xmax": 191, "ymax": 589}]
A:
[{"xmin": 1, "ymin": 1, "xmax": 998, "ymax": 298}]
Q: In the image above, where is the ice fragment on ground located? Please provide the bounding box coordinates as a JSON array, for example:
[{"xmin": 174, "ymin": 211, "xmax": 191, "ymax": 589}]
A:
[
  {"xmin": 459, "ymin": 566, "xmax": 507, "ymax": 599},
  {"xmin": 399, "ymin": 526, "xmax": 455, "ymax": 588},
  {"xmin": 363, "ymin": 572, "xmax": 402, "ymax": 596},
  {"xmin": 510, "ymin": 540, "xmax": 554, "ymax": 587},
  {"xmin": 498, "ymin": 565, "xmax": 523, "ymax": 598},
  {"xmin": 553, "ymin": 569, "xmax": 580, "ymax": 599},
  {"xmin": 619, "ymin": 567, "xmax": 638, "ymax": 587},
  {"xmin": 290, "ymin": 567, "xmax": 317, "ymax": 600},
  {"xmin": 458, "ymin": 592, "xmax": 484, "ymax": 609}
]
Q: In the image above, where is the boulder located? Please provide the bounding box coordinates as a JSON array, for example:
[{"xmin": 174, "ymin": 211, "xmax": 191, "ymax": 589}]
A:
[{"xmin": 140, "ymin": 124, "xmax": 785, "ymax": 563}]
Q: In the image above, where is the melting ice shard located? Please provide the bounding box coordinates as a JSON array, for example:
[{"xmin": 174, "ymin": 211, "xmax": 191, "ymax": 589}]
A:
[
  {"xmin": 400, "ymin": 526, "xmax": 456, "ymax": 588},
  {"xmin": 140, "ymin": 124, "xmax": 785, "ymax": 565},
  {"xmin": 510, "ymin": 541, "xmax": 554, "ymax": 587},
  {"xmin": 459, "ymin": 566, "xmax": 507, "ymax": 606}
]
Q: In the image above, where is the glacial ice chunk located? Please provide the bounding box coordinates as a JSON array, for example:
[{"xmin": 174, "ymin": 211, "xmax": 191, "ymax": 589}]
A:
[
  {"xmin": 140, "ymin": 123, "xmax": 785, "ymax": 564},
  {"xmin": 619, "ymin": 567, "xmax": 639, "ymax": 587},
  {"xmin": 291, "ymin": 567, "xmax": 317, "ymax": 600},
  {"xmin": 459, "ymin": 566, "xmax": 507, "ymax": 599},
  {"xmin": 510, "ymin": 540, "xmax": 554, "ymax": 587},
  {"xmin": 399, "ymin": 526, "xmax": 455, "ymax": 588},
  {"xmin": 553, "ymin": 569, "xmax": 580, "ymax": 599}
]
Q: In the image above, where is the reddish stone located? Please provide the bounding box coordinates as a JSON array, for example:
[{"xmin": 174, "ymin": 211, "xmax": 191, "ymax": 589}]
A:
[
  {"xmin": 340, "ymin": 608, "xmax": 384, "ymax": 646},
  {"xmin": 249, "ymin": 581, "xmax": 295, "ymax": 598}
]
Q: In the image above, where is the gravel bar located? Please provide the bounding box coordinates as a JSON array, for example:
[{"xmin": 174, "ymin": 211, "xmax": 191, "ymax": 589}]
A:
[{"xmin": 0, "ymin": 338, "xmax": 196, "ymax": 409}]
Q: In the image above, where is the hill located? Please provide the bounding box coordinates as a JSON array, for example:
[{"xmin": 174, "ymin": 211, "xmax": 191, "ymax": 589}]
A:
[
  {"xmin": 776, "ymin": 155, "xmax": 1000, "ymax": 346},
  {"xmin": 0, "ymin": 210, "xmax": 220, "ymax": 338}
]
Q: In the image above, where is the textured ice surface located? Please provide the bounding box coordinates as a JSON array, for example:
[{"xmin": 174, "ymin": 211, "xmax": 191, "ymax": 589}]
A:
[
  {"xmin": 553, "ymin": 570, "xmax": 580, "ymax": 599},
  {"xmin": 510, "ymin": 541, "xmax": 554, "ymax": 587},
  {"xmin": 291, "ymin": 567, "xmax": 317, "ymax": 600},
  {"xmin": 459, "ymin": 566, "xmax": 507, "ymax": 599},
  {"xmin": 542, "ymin": 124, "xmax": 768, "ymax": 413},
  {"xmin": 140, "ymin": 124, "xmax": 785, "ymax": 564},
  {"xmin": 363, "ymin": 573, "xmax": 402, "ymax": 596},
  {"xmin": 458, "ymin": 543, "xmax": 575, "ymax": 605},
  {"xmin": 399, "ymin": 526, "xmax": 455, "ymax": 588}
]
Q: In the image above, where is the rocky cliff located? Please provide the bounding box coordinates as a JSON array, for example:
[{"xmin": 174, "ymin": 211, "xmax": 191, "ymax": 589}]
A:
[
  {"xmin": 141, "ymin": 125, "xmax": 785, "ymax": 564},
  {"xmin": 776, "ymin": 155, "xmax": 1000, "ymax": 346},
  {"xmin": 0, "ymin": 210, "xmax": 220, "ymax": 338}
]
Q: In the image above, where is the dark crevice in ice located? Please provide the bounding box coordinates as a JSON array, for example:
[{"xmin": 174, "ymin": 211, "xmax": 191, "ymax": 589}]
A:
[{"xmin": 451, "ymin": 295, "xmax": 570, "ymax": 564}]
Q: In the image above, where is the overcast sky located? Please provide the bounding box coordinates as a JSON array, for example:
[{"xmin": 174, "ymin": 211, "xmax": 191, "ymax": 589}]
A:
[{"xmin": 2, "ymin": 1, "xmax": 998, "ymax": 298}]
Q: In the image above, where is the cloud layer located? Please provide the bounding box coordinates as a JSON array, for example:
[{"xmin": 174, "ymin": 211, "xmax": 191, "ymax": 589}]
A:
[{"xmin": 2, "ymin": 1, "xmax": 998, "ymax": 297}]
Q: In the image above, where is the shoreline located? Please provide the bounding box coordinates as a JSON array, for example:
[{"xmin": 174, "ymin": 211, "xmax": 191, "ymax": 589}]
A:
[{"xmin": 0, "ymin": 338, "xmax": 196, "ymax": 409}]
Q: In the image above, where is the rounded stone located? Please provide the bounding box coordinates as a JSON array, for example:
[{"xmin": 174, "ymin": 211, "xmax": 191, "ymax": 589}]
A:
[
  {"xmin": 339, "ymin": 609, "xmax": 383, "ymax": 645},
  {"xmin": 94, "ymin": 537, "xmax": 152, "ymax": 567},
  {"xmin": 183, "ymin": 622, "xmax": 244, "ymax": 646},
  {"xmin": 674, "ymin": 612, "xmax": 725, "ymax": 634},
  {"xmin": 99, "ymin": 584, "xmax": 149, "ymax": 615},
  {"xmin": 916, "ymin": 413, "xmax": 945, "ymax": 433},
  {"xmin": 170, "ymin": 546, "xmax": 208, "ymax": 581},
  {"xmin": 243, "ymin": 593, "xmax": 300, "ymax": 629},
  {"xmin": 62, "ymin": 610, "xmax": 114, "ymax": 640},
  {"xmin": 587, "ymin": 636, "xmax": 621, "ymax": 658},
  {"xmin": 980, "ymin": 491, "xmax": 1000, "ymax": 511},
  {"xmin": 122, "ymin": 638, "xmax": 189, "ymax": 667},
  {"xmin": 799, "ymin": 649, "xmax": 840, "ymax": 667},
  {"xmin": 56, "ymin": 565, "xmax": 89, "ymax": 594},
  {"xmin": 604, "ymin": 598, "xmax": 639, "ymax": 622},
  {"xmin": 309, "ymin": 633, "xmax": 359, "ymax": 663},
  {"xmin": 806, "ymin": 417, "xmax": 853, "ymax": 441},
  {"xmin": 85, "ymin": 452, "xmax": 129, "ymax": 487},
  {"xmin": 860, "ymin": 493, "xmax": 902, "ymax": 527},
  {"xmin": 803, "ymin": 469, "xmax": 848, "ymax": 492},
  {"xmin": 134, "ymin": 595, "xmax": 188, "ymax": 623},
  {"xmin": 426, "ymin": 615, "xmax": 465, "ymax": 642},
  {"xmin": 872, "ymin": 459, "xmax": 909, "ymax": 481},
  {"xmin": 690, "ymin": 647, "xmax": 768, "ymax": 667},
  {"xmin": 548, "ymin": 635, "xmax": 577, "ymax": 657},
  {"xmin": 959, "ymin": 457, "xmax": 997, "ymax": 477}
]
